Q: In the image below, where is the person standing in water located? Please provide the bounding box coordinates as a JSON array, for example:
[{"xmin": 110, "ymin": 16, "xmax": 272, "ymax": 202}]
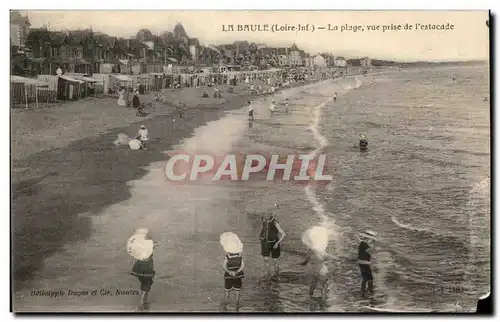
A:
[
  {"xmin": 358, "ymin": 230, "xmax": 377, "ymax": 297},
  {"xmin": 129, "ymin": 228, "xmax": 162, "ymax": 311},
  {"xmin": 269, "ymin": 100, "xmax": 277, "ymax": 117},
  {"xmin": 301, "ymin": 250, "xmax": 337, "ymax": 301},
  {"xmin": 359, "ymin": 135, "xmax": 368, "ymax": 151},
  {"xmin": 247, "ymin": 101, "xmax": 254, "ymax": 121},
  {"xmin": 222, "ymin": 250, "xmax": 245, "ymax": 311},
  {"xmin": 259, "ymin": 209, "xmax": 286, "ymax": 278},
  {"xmin": 333, "ymin": 92, "xmax": 337, "ymax": 102},
  {"xmin": 284, "ymin": 98, "xmax": 290, "ymax": 114}
]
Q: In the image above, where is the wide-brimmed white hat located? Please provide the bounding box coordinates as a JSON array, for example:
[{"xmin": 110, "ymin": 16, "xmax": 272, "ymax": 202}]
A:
[
  {"xmin": 127, "ymin": 233, "xmax": 154, "ymax": 260},
  {"xmin": 358, "ymin": 230, "xmax": 377, "ymax": 241},
  {"xmin": 302, "ymin": 225, "xmax": 329, "ymax": 253},
  {"xmin": 220, "ymin": 232, "xmax": 243, "ymax": 254}
]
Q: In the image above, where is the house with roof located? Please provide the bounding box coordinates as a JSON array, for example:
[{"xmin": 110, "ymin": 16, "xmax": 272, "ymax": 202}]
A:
[
  {"xmin": 218, "ymin": 44, "xmax": 236, "ymax": 60},
  {"xmin": 312, "ymin": 54, "xmax": 327, "ymax": 68},
  {"xmin": 334, "ymin": 56, "xmax": 347, "ymax": 68},
  {"xmin": 233, "ymin": 41, "xmax": 249, "ymax": 56},
  {"xmin": 93, "ymin": 33, "xmax": 114, "ymax": 73},
  {"xmin": 288, "ymin": 43, "xmax": 304, "ymax": 67},
  {"xmin": 172, "ymin": 23, "xmax": 191, "ymax": 64},
  {"xmin": 276, "ymin": 47, "xmax": 290, "ymax": 67},
  {"xmin": 188, "ymin": 37, "xmax": 200, "ymax": 64},
  {"xmin": 360, "ymin": 56, "xmax": 371, "ymax": 67},
  {"xmin": 10, "ymin": 10, "xmax": 30, "ymax": 47}
]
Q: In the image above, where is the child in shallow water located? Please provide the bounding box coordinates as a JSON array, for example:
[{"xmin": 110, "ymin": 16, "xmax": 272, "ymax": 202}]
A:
[
  {"xmin": 300, "ymin": 250, "xmax": 337, "ymax": 301},
  {"xmin": 222, "ymin": 251, "xmax": 245, "ymax": 311}
]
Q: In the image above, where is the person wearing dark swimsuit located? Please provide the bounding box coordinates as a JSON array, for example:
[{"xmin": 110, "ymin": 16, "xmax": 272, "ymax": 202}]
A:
[
  {"xmin": 359, "ymin": 135, "xmax": 368, "ymax": 151},
  {"xmin": 222, "ymin": 252, "xmax": 245, "ymax": 311},
  {"xmin": 259, "ymin": 210, "xmax": 286, "ymax": 278},
  {"xmin": 358, "ymin": 230, "xmax": 377, "ymax": 297}
]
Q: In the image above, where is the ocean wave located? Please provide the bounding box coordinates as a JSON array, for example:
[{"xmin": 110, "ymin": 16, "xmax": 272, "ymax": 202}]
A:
[
  {"xmin": 390, "ymin": 215, "xmax": 435, "ymax": 234},
  {"xmin": 302, "ymin": 78, "xmax": 364, "ymax": 254}
]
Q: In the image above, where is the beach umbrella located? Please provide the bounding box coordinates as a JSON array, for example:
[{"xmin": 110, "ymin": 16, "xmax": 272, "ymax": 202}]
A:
[
  {"xmin": 129, "ymin": 139, "xmax": 142, "ymax": 150},
  {"xmin": 302, "ymin": 225, "xmax": 329, "ymax": 253},
  {"xmin": 220, "ymin": 232, "xmax": 243, "ymax": 254},
  {"xmin": 127, "ymin": 233, "xmax": 154, "ymax": 260}
]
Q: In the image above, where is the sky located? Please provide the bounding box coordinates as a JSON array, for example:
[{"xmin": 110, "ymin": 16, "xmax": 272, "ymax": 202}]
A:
[{"xmin": 22, "ymin": 10, "xmax": 489, "ymax": 61}]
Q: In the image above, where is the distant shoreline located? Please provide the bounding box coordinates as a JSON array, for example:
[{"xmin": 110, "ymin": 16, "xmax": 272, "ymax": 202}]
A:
[{"xmin": 370, "ymin": 60, "xmax": 488, "ymax": 68}]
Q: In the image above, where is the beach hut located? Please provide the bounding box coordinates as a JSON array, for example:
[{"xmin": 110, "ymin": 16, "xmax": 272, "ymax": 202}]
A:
[
  {"xmin": 57, "ymin": 75, "xmax": 85, "ymax": 101},
  {"xmin": 150, "ymin": 73, "xmax": 166, "ymax": 91},
  {"xmin": 72, "ymin": 75, "xmax": 98, "ymax": 98},
  {"xmin": 10, "ymin": 75, "xmax": 50, "ymax": 109},
  {"xmin": 110, "ymin": 74, "xmax": 133, "ymax": 93}
]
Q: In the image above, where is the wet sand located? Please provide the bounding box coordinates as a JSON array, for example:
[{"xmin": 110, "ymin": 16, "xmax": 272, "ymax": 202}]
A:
[
  {"xmin": 12, "ymin": 92, "xmax": 250, "ymax": 291},
  {"xmin": 12, "ymin": 79, "xmax": 325, "ymax": 311}
]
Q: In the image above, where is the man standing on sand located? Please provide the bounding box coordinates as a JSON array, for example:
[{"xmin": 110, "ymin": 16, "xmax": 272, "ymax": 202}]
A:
[
  {"xmin": 259, "ymin": 209, "xmax": 286, "ymax": 278},
  {"xmin": 358, "ymin": 230, "xmax": 377, "ymax": 297}
]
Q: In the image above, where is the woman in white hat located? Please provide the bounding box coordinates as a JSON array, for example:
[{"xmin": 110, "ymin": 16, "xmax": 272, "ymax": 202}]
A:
[
  {"xmin": 358, "ymin": 230, "xmax": 377, "ymax": 297},
  {"xmin": 128, "ymin": 228, "xmax": 162, "ymax": 310}
]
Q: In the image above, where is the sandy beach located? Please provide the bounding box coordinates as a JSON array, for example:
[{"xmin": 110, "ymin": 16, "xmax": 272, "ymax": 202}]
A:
[{"xmin": 11, "ymin": 76, "xmax": 327, "ymax": 311}]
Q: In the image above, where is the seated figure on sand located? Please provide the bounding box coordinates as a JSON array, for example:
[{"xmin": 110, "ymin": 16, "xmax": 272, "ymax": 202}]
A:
[{"xmin": 135, "ymin": 125, "xmax": 149, "ymax": 150}]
